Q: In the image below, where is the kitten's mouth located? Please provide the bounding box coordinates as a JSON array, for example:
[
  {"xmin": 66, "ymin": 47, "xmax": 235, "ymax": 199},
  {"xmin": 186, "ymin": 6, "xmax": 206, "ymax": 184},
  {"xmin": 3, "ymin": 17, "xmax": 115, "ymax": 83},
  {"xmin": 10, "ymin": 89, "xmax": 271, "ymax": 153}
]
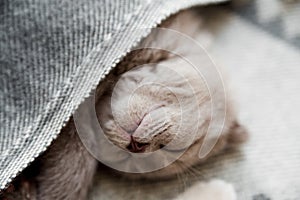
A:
[
  {"xmin": 125, "ymin": 104, "xmax": 167, "ymax": 153},
  {"xmin": 126, "ymin": 135, "xmax": 149, "ymax": 153}
]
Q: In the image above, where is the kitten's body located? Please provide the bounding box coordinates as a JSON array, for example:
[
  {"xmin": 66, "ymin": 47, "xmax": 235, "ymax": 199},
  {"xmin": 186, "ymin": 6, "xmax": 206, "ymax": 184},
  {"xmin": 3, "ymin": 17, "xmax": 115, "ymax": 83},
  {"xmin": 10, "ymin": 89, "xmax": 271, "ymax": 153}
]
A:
[{"xmin": 1, "ymin": 9, "xmax": 247, "ymax": 200}]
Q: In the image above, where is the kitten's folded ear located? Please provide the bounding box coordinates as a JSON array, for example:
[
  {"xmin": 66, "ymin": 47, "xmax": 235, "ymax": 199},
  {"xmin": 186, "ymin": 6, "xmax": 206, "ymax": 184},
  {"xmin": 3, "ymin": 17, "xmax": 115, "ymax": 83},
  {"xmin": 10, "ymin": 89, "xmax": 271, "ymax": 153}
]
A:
[{"xmin": 227, "ymin": 122, "xmax": 249, "ymax": 147}]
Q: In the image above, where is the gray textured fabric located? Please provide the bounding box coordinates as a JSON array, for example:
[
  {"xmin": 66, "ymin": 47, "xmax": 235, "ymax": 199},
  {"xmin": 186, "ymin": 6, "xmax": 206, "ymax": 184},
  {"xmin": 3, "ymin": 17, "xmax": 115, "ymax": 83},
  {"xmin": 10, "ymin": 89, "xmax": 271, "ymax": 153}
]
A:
[{"xmin": 0, "ymin": 0, "xmax": 226, "ymax": 190}]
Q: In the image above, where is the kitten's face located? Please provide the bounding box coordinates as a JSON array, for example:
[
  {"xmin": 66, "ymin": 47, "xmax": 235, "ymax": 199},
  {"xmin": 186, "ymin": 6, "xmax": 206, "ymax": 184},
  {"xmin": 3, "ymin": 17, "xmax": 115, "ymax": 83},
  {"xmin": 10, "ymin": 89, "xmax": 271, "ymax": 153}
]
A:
[
  {"xmin": 99, "ymin": 65, "xmax": 203, "ymax": 151},
  {"xmin": 96, "ymin": 55, "xmax": 244, "ymax": 178},
  {"xmin": 95, "ymin": 10, "xmax": 248, "ymax": 177}
]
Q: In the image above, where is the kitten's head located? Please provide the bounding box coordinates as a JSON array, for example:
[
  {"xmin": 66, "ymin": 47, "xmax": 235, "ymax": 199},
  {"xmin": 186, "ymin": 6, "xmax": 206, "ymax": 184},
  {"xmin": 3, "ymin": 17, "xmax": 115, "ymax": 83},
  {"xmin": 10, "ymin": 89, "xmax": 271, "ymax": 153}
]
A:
[
  {"xmin": 96, "ymin": 58, "xmax": 247, "ymax": 179},
  {"xmin": 94, "ymin": 9, "xmax": 248, "ymax": 178}
]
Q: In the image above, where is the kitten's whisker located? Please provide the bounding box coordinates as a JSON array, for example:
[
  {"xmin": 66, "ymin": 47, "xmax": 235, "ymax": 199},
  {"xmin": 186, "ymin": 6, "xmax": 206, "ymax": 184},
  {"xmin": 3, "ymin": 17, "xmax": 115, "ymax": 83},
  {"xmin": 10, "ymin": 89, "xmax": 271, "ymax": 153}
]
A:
[
  {"xmin": 175, "ymin": 162, "xmax": 191, "ymax": 191},
  {"xmin": 176, "ymin": 161, "xmax": 205, "ymax": 181},
  {"xmin": 175, "ymin": 167, "xmax": 187, "ymax": 191}
]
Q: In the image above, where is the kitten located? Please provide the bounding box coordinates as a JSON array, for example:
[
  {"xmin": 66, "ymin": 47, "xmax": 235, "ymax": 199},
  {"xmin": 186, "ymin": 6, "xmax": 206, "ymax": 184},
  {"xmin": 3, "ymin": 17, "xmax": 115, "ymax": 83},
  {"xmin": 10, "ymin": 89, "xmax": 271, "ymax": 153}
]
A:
[{"xmin": 1, "ymin": 9, "xmax": 247, "ymax": 200}]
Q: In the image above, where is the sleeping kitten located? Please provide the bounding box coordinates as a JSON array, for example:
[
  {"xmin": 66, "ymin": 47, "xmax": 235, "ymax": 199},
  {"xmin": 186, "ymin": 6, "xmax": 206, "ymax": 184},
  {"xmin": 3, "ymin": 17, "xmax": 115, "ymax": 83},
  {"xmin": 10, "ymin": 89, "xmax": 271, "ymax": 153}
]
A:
[{"xmin": 1, "ymin": 9, "xmax": 247, "ymax": 200}]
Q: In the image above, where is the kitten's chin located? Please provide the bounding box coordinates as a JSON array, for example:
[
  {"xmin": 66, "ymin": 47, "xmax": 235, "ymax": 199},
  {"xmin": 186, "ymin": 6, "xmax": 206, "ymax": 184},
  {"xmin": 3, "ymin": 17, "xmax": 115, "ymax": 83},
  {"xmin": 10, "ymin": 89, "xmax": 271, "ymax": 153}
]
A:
[
  {"xmin": 117, "ymin": 161, "xmax": 193, "ymax": 180},
  {"xmin": 105, "ymin": 140, "xmax": 203, "ymax": 180}
]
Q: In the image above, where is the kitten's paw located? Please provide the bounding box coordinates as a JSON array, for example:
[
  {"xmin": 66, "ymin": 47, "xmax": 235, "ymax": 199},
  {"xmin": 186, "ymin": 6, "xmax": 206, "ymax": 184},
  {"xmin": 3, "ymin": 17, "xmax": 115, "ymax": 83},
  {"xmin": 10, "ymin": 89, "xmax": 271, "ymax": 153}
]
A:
[{"xmin": 174, "ymin": 179, "xmax": 237, "ymax": 200}]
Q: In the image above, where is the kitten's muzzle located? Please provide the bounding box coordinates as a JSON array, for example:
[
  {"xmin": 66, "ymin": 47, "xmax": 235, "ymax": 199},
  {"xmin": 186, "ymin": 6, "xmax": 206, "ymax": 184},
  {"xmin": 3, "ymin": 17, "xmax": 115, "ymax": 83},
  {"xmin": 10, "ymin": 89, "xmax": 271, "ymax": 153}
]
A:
[{"xmin": 127, "ymin": 136, "xmax": 149, "ymax": 153}]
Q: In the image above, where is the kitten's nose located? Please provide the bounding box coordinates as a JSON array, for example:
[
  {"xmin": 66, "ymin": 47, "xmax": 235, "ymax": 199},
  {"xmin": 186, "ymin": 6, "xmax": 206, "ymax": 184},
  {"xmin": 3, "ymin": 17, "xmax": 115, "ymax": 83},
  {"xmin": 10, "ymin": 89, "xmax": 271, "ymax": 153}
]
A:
[{"xmin": 127, "ymin": 136, "xmax": 149, "ymax": 153}]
